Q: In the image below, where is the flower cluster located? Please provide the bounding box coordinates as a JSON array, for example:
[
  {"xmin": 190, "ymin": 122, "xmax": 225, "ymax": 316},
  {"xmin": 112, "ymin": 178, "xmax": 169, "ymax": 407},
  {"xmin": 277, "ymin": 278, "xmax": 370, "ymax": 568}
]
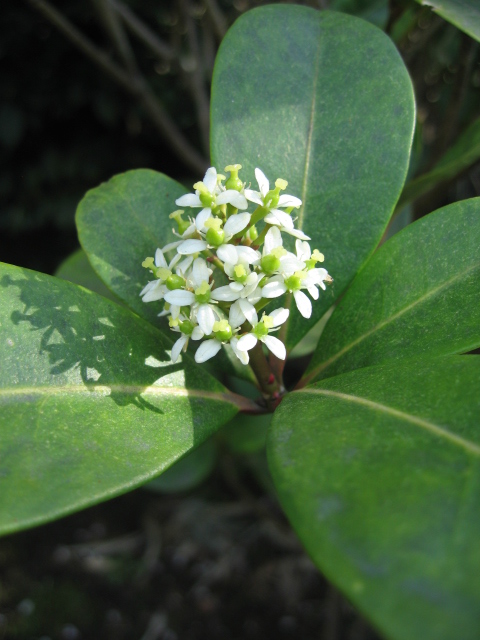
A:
[{"xmin": 140, "ymin": 165, "xmax": 332, "ymax": 365}]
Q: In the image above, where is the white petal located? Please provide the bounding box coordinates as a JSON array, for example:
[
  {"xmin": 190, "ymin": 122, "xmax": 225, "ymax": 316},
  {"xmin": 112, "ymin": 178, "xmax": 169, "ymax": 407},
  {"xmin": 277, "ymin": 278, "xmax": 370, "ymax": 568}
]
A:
[
  {"xmin": 261, "ymin": 335, "xmax": 286, "ymax": 360},
  {"xmin": 265, "ymin": 209, "xmax": 294, "ymax": 229},
  {"xmin": 236, "ymin": 246, "xmax": 261, "ymax": 264},
  {"xmin": 169, "ymin": 252, "xmax": 183, "ymax": 270},
  {"xmin": 191, "ymin": 326, "xmax": 204, "ymax": 340},
  {"xmin": 195, "ymin": 208, "xmax": 212, "ymax": 231},
  {"xmin": 170, "ymin": 305, "xmax": 181, "ymax": 319},
  {"xmin": 196, "ymin": 304, "xmax": 215, "ymax": 335},
  {"xmin": 171, "ymin": 335, "xmax": 188, "ymax": 363},
  {"xmin": 154, "ymin": 248, "xmax": 167, "ymax": 268},
  {"xmin": 229, "ymin": 281, "xmax": 244, "ymax": 292},
  {"xmin": 164, "ymin": 289, "xmax": 195, "ymax": 306},
  {"xmin": 279, "ymin": 255, "xmax": 305, "ymax": 275},
  {"xmin": 140, "ymin": 279, "xmax": 158, "ymax": 296},
  {"xmin": 175, "ymin": 255, "xmax": 194, "ymax": 276},
  {"xmin": 255, "ymin": 168, "xmax": 269, "ymax": 196},
  {"xmin": 244, "ymin": 189, "xmax": 263, "ymax": 206},
  {"xmin": 269, "ymin": 307, "xmax": 289, "ymax": 327},
  {"xmin": 295, "ymin": 240, "xmax": 311, "ymax": 261},
  {"xmin": 176, "ymin": 193, "xmax": 202, "ymax": 207},
  {"xmin": 181, "ymin": 223, "xmax": 197, "ymax": 238},
  {"xmin": 237, "ymin": 333, "xmax": 258, "ymax": 352},
  {"xmin": 210, "ymin": 285, "xmax": 240, "ymax": 302},
  {"xmin": 262, "ymin": 280, "xmax": 287, "ymax": 299},
  {"xmin": 224, "ymin": 212, "xmax": 251, "ymax": 236},
  {"xmin": 308, "ymin": 285, "xmax": 319, "ymax": 300},
  {"xmin": 281, "ymin": 227, "xmax": 311, "ymax": 240},
  {"xmin": 293, "ymin": 289, "xmax": 312, "ymax": 318},
  {"xmin": 278, "ymin": 194, "xmax": 302, "ymax": 208},
  {"xmin": 177, "ymin": 239, "xmax": 208, "ymax": 255},
  {"xmin": 230, "ymin": 338, "xmax": 250, "ymax": 365},
  {"xmin": 191, "ymin": 257, "xmax": 212, "ymax": 286},
  {"xmin": 142, "ymin": 282, "xmax": 166, "ymax": 302},
  {"xmin": 217, "ymin": 244, "xmax": 238, "ymax": 265},
  {"xmin": 229, "ymin": 300, "xmax": 246, "ymax": 328},
  {"xmin": 195, "ymin": 339, "xmax": 222, "ymax": 363},
  {"xmin": 239, "ymin": 298, "xmax": 257, "ymax": 325},
  {"xmin": 203, "ymin": 167, "xmax": 217, "ymax": 193},
  {"xmin": 216, "ymin": 190, "xmax": 248, "ymax": 209},
  {"xmin": 264, "ymin": 226, "xmax": 282, "ymax": 254},
  {"xmin": 162, "ymin": 240, "xmax": 183, "ymax": 253}
]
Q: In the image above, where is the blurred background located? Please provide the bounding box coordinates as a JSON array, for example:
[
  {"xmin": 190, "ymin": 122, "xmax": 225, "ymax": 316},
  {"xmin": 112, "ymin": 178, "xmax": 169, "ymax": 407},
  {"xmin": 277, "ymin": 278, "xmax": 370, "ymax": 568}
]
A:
[{"xmin": 1, "ymin": 1, "xmax": 479, "ymax": 638}]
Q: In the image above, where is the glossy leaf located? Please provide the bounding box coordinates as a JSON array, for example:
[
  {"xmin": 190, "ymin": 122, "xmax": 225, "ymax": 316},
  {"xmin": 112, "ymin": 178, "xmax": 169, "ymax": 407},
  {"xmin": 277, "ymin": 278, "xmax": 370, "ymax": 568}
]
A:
[
  {"xmin": 56, "ymin": 248, "xmax": 121, "ymax": 303},
  {"xmin": 397, "ymin": 116, "xmax": 480, "ymax": 211},
  {"xmin": 268, "ymin": 357, "xmax": 480, "ymax": 640},
  {"xmin": 0, "ymin": 263, "xmax": 238, "ymax": 535},
  {"xmin": 414, "ymin": 0, "xmax": 480, "ymax": 42},
  {"xmin": 76, "ymin": 169, "xmax": 187, "ymax": 326},
  {"xmin": 305, "ymin": 198, "xmax": 480, "ymax": 384},
  {"xmin": 211, "ymin": 5, "xmax": 415, "ymax": 348}
]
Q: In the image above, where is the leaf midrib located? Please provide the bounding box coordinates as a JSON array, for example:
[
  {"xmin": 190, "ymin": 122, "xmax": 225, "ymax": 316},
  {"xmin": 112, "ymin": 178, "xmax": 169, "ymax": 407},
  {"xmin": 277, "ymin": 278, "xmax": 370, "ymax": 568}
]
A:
[
  {"xmin": 299, "ymin": 387, "xmax": 480, "ymax": 456},
  {"xmin": 305, "ymin": 258, "xmax": 480, "ymax": 382},
  {"xmin": 0, "ymin": 385, "xmax": 236, "ymax": 404}
]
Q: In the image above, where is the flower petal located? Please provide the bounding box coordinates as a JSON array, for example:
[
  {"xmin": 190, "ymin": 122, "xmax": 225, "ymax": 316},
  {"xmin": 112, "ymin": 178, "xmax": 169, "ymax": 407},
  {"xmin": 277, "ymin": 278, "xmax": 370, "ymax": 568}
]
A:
[
  {"xmin": 269, "ymin": 307, "xmax": 289, "ymax": 327},
  {"xmin": 278, "ymin": 194, "xmax": 302, "ymax": 208},
  {"xmin": 217, "ymin": 243, "xmax": 238, "ymax": 265},
  {"xmin": 171, "ymin": 335, "xmax": 188, "ymax": 363},
  {"xmin": 216, "ymin": 190, "xmax": 248, "ymax": 209},
  {"xmin": 229, "ymin": 300, "xmax": 246, "ymax": 328},
  {"xmin": 176, "ymin": 193, "xmax": 202, "ymax": 207},
  {"xmin": 281, "ymin": 227, "xmax": 311, "ymax": 240},
  {"xmin": 224, "ymin": 212, "xmax": 251, "ymax": 236},
  {"xmin": 203, "ymin": 167, "xmax": 217, "ymax": 193},
  {"xmin": 244, "ymin": 189, "xmax": 263, "ymax": 206},
  {"xmin": 210, "ymin": 285, "xmax": 240, "ymax": 302},
  {"xmin": 264, "ymin": 226, "xmax": 283, "ymax": 254},
  {"xmin": 239, "ymin": 298, "xmax": 257, "ymax": 325},
  {"xmin": 164, "ymin": 289, "xmax": 195, "ymax": 306},
  {"xmin": 196, "ymin": 304, "xmax": 215, "ymax": 335},
  {"xmin": 230, "ymin": 337, "xmax": 250, "ymax": 365},
  {"xmin": 229, "ymin": 281, "xmax": 244, "ymax": 292},
  {"xmin": 265, "ymin": 209, "xmax": 294, "ymax": 229},
  {"xmin": 195, "ymin": 208, "xmax": 212, "ymax": 231},
  {"xmin": 177, "ymin": 239, "xmax": 208, "ymax": 255},
  {"xmin": 195, "ymin": 339, "xmax": 222, "ymax": 363},
  {"xmin": 237, "ymin": 333, "xmax": 258, "ymax": 352},
  {"xmin": 162, "ymin": 240, "xmax": 183, "ymax": 253},
  {"xmin": 192, "ymin": 326, "xmax": 204, "ymax": 340},
  {"xmin": 293, "ymin": 289, "xmax": 312, "ymax": 318},
  {"xmin": 154, "ymin": 248, "xmax": 167, "ymax": 268},
  {"xmin": 262, "ymin": 335, "xmax": 286, "ymax": 360},
  {"xmin": 262, "ymin": 280, "xmax": 287, "ymax": 299},
  {"xmin": 191, "ymin": 257, "xmax": 212, "ymax": 286},
  {"xmin": 255, "ymin": 168, "xmax": 269, "ymax": 196},
  {"xmin": 236, "ymin": 246, "xmax": 261, "ymax": 264}
]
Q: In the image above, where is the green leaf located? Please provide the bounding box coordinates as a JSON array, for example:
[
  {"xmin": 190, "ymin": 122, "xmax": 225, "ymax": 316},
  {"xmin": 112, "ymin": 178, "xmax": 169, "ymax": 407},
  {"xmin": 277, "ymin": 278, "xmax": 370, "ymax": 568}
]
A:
[
  {"xmin": 414, "ymin": 0, "xmax": 480, "ymax": 42},
  {"xmin": 211, "ymin": 5, "xmax": 415, "ymax": 349},
  {"xmin": 397, "ymin": 117, "xmax": 480, "ymax": 211},
  {"xmin": 143, "ymin": 438, "xmax": 218, "ymax": 494},
  {"xmin": 76, "ymin": 169, "xmax": 187, "ymax": 326},
  {"xmin": 305, "ymin": 198, "xmax": 480, "ymax": 384},
  {"xmin": 0, "ymin": 263, "xmax": 238, "ymax": 536},
  {"xmin": 55, "ymin": 248, "xmax": 121, "ymax": 303},
  {"xmin": 268, "ymin": 357, "xmax": 480, "ymax": 640}
]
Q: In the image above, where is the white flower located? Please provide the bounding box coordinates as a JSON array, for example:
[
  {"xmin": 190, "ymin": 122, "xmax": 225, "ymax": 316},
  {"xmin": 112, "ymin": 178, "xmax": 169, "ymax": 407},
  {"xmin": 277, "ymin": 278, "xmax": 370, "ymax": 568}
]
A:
[
  {"xmin": 194, "ymin": 318, "xmax": 235, "ymax": 363},
  {"xmin": 175, "ymin": 167, "xmax": 248, "ymax": 232},
  {"xmin": 236, "ymin": 307, "xmax": 289, "ymax": 360},
  {"xmin": 261, "ymin": 266, "xmax": 330, "ymax": 319},
  {"xmin": 140, "ymin": 247, "xmax": 182, "ymax": 303},
  {"xmin": 169, "ymin": 315, "xmax": 204, "ymax": 363}
]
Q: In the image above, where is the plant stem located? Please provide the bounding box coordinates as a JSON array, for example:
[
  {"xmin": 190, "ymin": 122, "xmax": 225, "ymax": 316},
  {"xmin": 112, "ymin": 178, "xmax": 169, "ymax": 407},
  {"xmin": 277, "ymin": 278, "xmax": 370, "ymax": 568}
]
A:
[{"xmin": 248, "ymin": 342, "xmax": 284, "ymax": 411}]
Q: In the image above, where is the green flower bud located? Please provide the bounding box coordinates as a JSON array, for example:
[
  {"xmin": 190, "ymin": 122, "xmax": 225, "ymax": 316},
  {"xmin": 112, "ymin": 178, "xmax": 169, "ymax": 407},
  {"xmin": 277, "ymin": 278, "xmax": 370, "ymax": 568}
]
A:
[
  {"xmin": 179, "ymin": 320, "xmax": 195, "ymax": 336},
  {"xmin": 166, "ymin": 274, "xmax": 185, "ymax": 290},
  {"xmin": 213, "ymin": 319, "xmax": 232, "ymax": 342},
  {"xmin": 248, "ymin": 225, "xmax": 258, "ymax": 241},
  {"xmin": 260, "ymin": 254, "xmax": 280, "ymax": 275},
  {"xmin": 206, "ymin": 227, "xmax": 225, "ymax": 247},
  {"xmin": 195, "ymin": 282, "xmax": 211, "ymax": 304}
]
